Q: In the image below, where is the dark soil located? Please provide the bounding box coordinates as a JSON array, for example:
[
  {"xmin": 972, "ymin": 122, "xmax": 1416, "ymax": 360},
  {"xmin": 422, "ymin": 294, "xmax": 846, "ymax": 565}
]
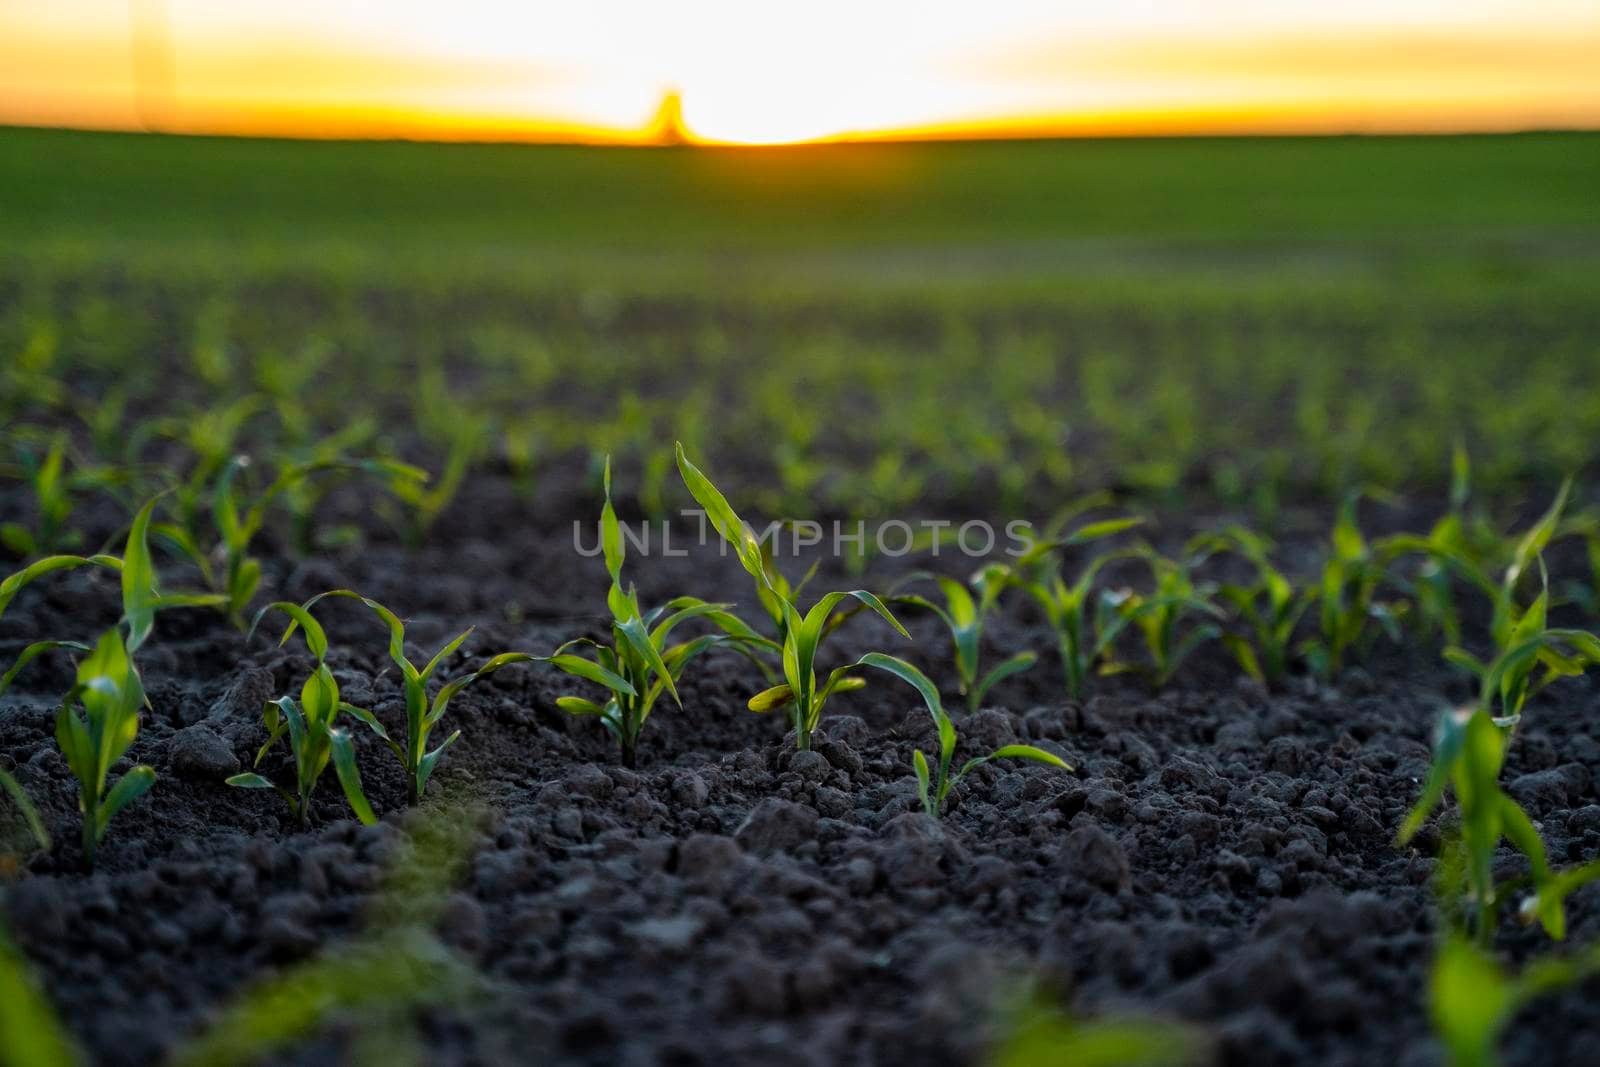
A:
[{"xmin": 3, "ymin": 470, "xmax": 1600, "ymax": 1067}]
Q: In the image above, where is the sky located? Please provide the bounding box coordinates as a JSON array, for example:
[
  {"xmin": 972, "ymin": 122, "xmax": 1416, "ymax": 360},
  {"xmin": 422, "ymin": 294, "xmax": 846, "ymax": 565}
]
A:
[{"xmin": 2, "ymin": 1, "xmax": 1599, "ymax": 143}]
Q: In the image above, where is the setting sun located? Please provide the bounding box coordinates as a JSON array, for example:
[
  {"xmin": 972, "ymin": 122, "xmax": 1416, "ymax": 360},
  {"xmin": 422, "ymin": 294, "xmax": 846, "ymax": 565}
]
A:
[{"xmin": 2, "ymin": 1, "xmax": 1599, "ymax": 142}]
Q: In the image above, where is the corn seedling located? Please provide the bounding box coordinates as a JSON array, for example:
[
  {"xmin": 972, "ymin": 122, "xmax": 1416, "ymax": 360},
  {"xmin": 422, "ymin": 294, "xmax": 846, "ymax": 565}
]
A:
[
  {"xmin": 278, "ymin": 421, "xmax": 391, "ymax": 554},
  {"xmin": 1193, "ymin": 527, "xmax": 1315, "ymax": 686},
  {"xmin": 1, "ymin": 432, "xmax": 75, "ymax": 557},
  {"xmin": 990, "ymin": 514, "xmax": 1144, "ymax": 701},
  {"xmin": 1303, "ymin": 490, "xmax": 1407, "ymax": 680},
  {"xmin": 0, "ymin": 555, "xmax": 119, "ymax": 697},
  {"xmin": 158, "ymin": 454, "xmax": 425, "ymax": 627},
  {"xmin": 1426, "ymin": 838, "xmax": 1600, "ymax": 1067},
  {"xmin": 1099, "ymin": 545, "xmax": 1225, "ymax": 689},
  {"xmin": 858, "ymin": 653, "xmax": 1068, "ymax": 817},
  {"xmin": 676, "ymin": 444, "xmax": 909, "ymax": 751},
  {"xmin": 287, "ymin": 589, "xmax": 534, "ymax": 805},
  {"xmin": 227, "ymin": 602, "xmax": 379, "ymax": 828},
  {"xmin": 1430, "ymin": 931, "xmax": 1600, "ymax": 1067},
  {"xmin": 1, "ymin": 496, "xmax": 220, "ymax": 696},
  {"xmin": 1396, "ymin": 445, "xmax": 1504, "ymax": 644},
  {"xmin": 1441, "ymin": 561, "xmax": 1600, "ymax": 728},
  {"xmin": 382, "ymin": 420, "xmax": 482, "ymax": 547},
  {"xmin": 889, "ymin": 566, "xmax": 1035, "ymax": 711},
  {"xmin": 541, "ymin": 459, "xmax": 777, "ymax": 766},
  {"xmin": 153, "ymin": 395, "xmax": 264, "ymax": 538},
  {"xmin": 1397, "ymin": 706, "xmax": 1600, "ymax": 945},
  {"xmin": 53, "ymin": 628, "xmax": 156, "ymax": 871},
  {"xmin": 0, "ymin": 765, "xmax": 50, "ymax": 858},
  {"xmin": 1408, "ymin": 483, "xmax": 1596, "ymax": 726}
]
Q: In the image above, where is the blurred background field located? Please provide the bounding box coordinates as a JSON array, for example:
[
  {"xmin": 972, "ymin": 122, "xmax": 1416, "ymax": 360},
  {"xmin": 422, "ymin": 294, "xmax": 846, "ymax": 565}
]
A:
[{"xmin": 3, "ymin": 125, "xmax": 1600, "ymax": 522}]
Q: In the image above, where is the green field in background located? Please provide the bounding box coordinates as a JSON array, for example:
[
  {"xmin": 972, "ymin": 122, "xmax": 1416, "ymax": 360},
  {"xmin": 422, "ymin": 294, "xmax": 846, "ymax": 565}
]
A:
[
  {"xmin": 2, "ymin": 126, "xmax": 1598, "ymax": 278},
  {"xmin": 2, "ymin": 126, "xmax": 1599, "ymax": 511}
]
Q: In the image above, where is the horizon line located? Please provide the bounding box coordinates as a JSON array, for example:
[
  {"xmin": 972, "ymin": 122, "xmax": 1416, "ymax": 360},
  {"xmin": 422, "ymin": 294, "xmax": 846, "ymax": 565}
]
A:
[{"xmin": 6, "ymin": 115, "xmax": 1600, "ymax": 150}]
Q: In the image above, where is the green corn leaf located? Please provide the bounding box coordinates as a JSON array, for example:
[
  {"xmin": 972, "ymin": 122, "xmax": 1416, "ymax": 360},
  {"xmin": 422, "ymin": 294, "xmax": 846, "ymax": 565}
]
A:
[
  {"xmin": 0, "ymin": 553, "xmax": 122, "ymax": 622},
  {"xmin": 600, "ymin": 456, "xmax": 625, "ymax": 586},
  {"xmin": 748, "ymin": 684, "xmax": 795, "ymax": 712},
  {"xmin": 278, "ymin": 698, "xmax": 309, "ymax": 770},
  {"xmin": 993, "ymin": 1011, "xmax": 1198, "ymax": 1067},
  {"xmin": 1062, "ymin": 516, "xmax": 1145, "ymax": 546},
  {"xmin": 649, "ymin": 599, "xmax": 742, "ymax": 646},
  {"xmin": 299, "ymin": 666, "xmax": 340, "ymax": 726},
  {"xmin": 96, "ymin": 766, "xmax": 155, "ymax": 840},
  {"xmin": 855, "ymin": 653, "xmax": 955, "ymax": 765},
  {"xmin": 935, "ymin": 575, "xmax": 977, "ymax": 629},
  {"xmin": 0, "ymin": 767, "xmax": 51, "ymax": 853},
  {"xmin": 329, "ymin": 730, "xmax": 377, "ymax": 826},
  {"xmin": 120, "ymin": 497, "xmax": 162, "ymax": 652},
  {"xmin": 537, "ymin": 654, "xmax": 637, "ymax": 698},
  {"xmin": 1443, "ymin": 646, "xmax": 1487, "ymax": 679},
  {"xmin": 1430, "ymin": 937, "xmax": 1508, "ymax": 1067},
  {"xmin": 1220, "ymin": 634, "xmax": 1265, "ymax": 686},
  {"xmin": 426, "ymin": 652, "xmax": 533, "ymax": 730},
  {"xmin": 52, "ymin": 700, "xmax": 93, "ymax": 789},
  {"xmin": 0, "ymin": 640, "xmax": 91, "ymax": 697},
  {"xmin": 255, "ymin": 698, "xmax": 291, "ymax": 766},
  {"xmin": 338, "ymin": 703, "xmax": 400, "ymax": 752},
  {"xmin": 890, "ymin": 593, "xmax": 956, "ymax": 635},
  {"xmin": 912, "ymin": 748, "xmax": 932, "ymax": 817},
  {"xmin": 556, "ymin": 696, "xmax": 609, "ymax": 717},
  {"xmin": 419, "ymin": 629, "xmax": 475, "ymax": 682},
  {"xmin": 251, "ymin": 601, "xmax": 329, "ymax": 661},
  {"xmin": 1398, "ymin": 709, "xmax": 1469, "ymax": 845},
  {"xmin": 659, "ymin": 597, "xmax": 780, "ymax": 652},
  {"xmin": 972, "ymin": 650, "xmax": 1038, "ymax": 708},
  {"xmin": 1506, "ymin": 480, "xmax": 1570, "ymax": 591},
  {"xmin": 989, "ymin": 744, "xmax": 1073, "ymax": 771},
  {"xmin": 616, "ymin": 615, "xmax": 678, "ymax": 707},
  {"xmin": 0, "ymin": 920, "xmax": 80, "ymax": 1067},
  {"xmin": 676, "ymin": 443, "xmax": 766, "ymax": 581},
  {"xmin": 300, "ymin": 590, "xmax": 416, "ymax": 681},
  {"xmin": 416, "ymin": 731, "xmax": 461, "ymax": 795},
  {"xmin": 225, "ymin": 773, "xmax": 276, "ymax": 789}
]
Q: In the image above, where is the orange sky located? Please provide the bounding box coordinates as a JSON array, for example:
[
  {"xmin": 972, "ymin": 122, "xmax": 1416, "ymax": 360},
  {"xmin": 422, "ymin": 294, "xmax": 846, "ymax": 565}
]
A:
[{"xmin": 3, "ymin": 1, "xmax": 1599, "ymax": 144}]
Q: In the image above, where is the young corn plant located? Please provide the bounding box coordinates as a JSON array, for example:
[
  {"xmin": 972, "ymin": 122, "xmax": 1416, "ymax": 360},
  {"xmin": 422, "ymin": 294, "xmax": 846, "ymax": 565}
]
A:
[
  {"xmin": 153, "ymin": 395, "xmax": 264, "ymax": 538},
  {"xmin": 676, "ymin": 444, "xmax": 909, "ymax": 751},
  {"xmin": 1, "ymin": 496, "xmax": 221, "ymax": 696},
  {"xmin": 227, "ymin": 602, "xmax": 378, "ymax": 828},
  {"xmin": 1099, "ymin": 545, "xmax": 1225, "ymax": 689},
  {"xmin": 1398, "ymin": 705, "xmax": 1600, "ymax": 946},
  {"xmin": 285, "ymin": 589, "xmax": 534, "ymax": 805},
  {"xmin": 1393, "ymin": 445, "xmax": 1504, "ymax": 645},
  {"xmin": 990, "ymin": 515, "xmax": 1144, "ymax": 701},
  {"xmin": 157, "ymin": 454, "xmax": 425, "ymax": 628},
  {"xmin": 1303, "ymin": 490, "xmax": 1407, "ymax": 680},
  {"xmin": 1411, "ymin": 483, "xmax": 1592, "ymax": 727},
  {"xmin": 889, "ymin": 566, "xmax": 1035, "ymax": 711},
  {"xmin": 0, "ymin": 764, "xmax": 50, "ymax": 859},
  {"xmin": 1, "ymin": 432, "xmax": 76, "ymax": 558},
  {"xmin": 1193, "ymin": 527, "xmax": 1316, "ymax": 686},
  {"xmin": 0, "ymin": 554, "xmax": 120, "ymax": 697},
  {"xmin": 540, "ymin": 459, "xmax": 777, "ymax": 767},
  {"xmin": 382, "ymin": 421, "xmax": 482, "ymax": 547},
  {"xmin": 53, "ymin": 629, "xmax": 156, "ymax": 871},
  {"xmin": 1429, "ymin": 928, "xmax": 1600, "ymax": 1067},
  {"xmin": 1442, "ymin": 561, "xmax": 1600, "ymax": 728},
  {"xmin": 857, "ymin": 653, "xmax": 1069, "ymax": 818},
  {"xmin": 39, "ymin": 495, "xmax": 222, "ymax": 870}
]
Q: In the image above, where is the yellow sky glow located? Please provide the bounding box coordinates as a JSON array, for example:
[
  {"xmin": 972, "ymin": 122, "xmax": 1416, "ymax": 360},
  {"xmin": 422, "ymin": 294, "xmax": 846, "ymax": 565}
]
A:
[{"xmin": 2, "ymin": 1, "xmax": 1598, "ymax": 143}]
